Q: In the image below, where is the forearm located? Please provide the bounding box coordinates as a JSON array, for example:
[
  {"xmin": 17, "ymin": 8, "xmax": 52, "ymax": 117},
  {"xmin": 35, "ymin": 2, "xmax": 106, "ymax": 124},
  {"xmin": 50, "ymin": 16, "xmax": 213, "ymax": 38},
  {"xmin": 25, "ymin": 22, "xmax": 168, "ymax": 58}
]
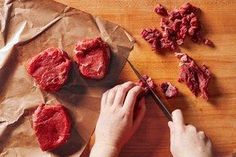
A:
[{"xmin": 89, "ymin": 143, "xmax": 120, "ymax": 157}]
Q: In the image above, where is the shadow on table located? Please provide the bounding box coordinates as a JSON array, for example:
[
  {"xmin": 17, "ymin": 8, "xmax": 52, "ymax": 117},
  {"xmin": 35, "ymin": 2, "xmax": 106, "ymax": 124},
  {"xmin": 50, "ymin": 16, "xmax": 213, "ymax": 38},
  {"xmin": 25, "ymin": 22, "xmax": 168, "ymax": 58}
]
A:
[{"xmin": 207, "ymin": 73, "xmax": 222, "ymax": 105}]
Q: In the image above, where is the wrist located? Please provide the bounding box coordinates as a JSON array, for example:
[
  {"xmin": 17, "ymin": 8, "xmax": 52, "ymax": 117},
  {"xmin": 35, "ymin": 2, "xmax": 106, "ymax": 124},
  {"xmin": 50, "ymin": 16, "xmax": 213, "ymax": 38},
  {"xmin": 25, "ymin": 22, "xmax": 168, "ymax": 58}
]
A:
[{"xmin": 90, "ymin": 142, "xmax": 121, "ymax": 157}]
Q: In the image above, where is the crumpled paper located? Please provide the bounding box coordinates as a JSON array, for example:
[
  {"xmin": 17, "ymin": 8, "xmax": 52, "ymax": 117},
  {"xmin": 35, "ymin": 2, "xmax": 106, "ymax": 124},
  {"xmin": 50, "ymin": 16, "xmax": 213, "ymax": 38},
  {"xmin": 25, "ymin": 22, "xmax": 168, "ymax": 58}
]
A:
[{"xmin": 0, "ymin": 0, "xmax": 134, "ymax": 156}]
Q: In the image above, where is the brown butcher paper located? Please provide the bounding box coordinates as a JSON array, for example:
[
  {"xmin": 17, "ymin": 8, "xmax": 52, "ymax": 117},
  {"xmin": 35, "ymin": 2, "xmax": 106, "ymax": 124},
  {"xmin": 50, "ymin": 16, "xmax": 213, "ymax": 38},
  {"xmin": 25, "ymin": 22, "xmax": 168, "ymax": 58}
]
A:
[{"xmin": 0, "ymin": 0, "xmax": 134, "ymax": 156}]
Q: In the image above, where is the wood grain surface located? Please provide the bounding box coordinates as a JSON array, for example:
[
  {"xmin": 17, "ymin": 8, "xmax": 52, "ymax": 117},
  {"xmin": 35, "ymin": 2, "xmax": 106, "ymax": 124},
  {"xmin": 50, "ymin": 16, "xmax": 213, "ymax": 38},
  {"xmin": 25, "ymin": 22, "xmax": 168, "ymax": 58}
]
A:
[{"xmin": 55, "ymin": 0, "xmax": 236, "ymax": 156}]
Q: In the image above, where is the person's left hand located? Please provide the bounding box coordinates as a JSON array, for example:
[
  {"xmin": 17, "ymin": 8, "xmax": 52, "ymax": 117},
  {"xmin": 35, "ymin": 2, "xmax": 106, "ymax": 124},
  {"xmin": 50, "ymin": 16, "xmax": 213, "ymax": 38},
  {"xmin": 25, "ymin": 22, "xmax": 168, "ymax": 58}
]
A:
[{"xmin": 91, "ymin": 81, "xmax": 146, "ymax": 156}]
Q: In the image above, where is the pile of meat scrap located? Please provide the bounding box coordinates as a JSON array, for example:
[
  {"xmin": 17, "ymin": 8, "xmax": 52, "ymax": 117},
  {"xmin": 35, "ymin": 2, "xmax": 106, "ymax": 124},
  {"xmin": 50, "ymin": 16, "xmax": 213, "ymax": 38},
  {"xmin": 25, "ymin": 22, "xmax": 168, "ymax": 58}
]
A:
[
  {"xmin": 142, "ymin": 3, "xmax": 214, "ymax": 52},
  {"xmin": 140, "ymin": 3, "xmax": 213, "ymax": 100}
]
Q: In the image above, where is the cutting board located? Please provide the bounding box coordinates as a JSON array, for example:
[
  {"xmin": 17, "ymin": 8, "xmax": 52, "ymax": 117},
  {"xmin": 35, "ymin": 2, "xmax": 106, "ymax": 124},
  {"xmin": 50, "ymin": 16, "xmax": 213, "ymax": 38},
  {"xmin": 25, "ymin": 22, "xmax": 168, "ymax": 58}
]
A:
[{"xmin": 55, "ymin": 0, "xmax": 236, "ymax": 156}]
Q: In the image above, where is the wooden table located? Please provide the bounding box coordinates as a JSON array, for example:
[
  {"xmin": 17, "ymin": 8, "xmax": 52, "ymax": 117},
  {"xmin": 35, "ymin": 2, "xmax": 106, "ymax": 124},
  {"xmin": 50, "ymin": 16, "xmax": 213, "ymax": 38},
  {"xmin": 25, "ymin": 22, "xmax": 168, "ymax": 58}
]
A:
[{"xmin": 55, "ymin": 0, "xmax": 236, "ymax": 156}]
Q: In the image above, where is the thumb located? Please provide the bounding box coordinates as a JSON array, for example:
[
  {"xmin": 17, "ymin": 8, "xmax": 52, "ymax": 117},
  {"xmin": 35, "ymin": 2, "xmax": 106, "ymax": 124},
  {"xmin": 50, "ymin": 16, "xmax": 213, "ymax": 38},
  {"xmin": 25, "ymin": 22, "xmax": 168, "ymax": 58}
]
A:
[
  {"xmin": 168, "ymin": 121, "xmax": 174, "ymax": 147},
  {"xmin": 168, "ymin": 121, "xmax": 174, "ymax": 137},
  {"xmin": 168, "ymin": 121, "xmax": 174, "ymax": 133},
  {"xmin": 172, "ymin": 109, "xmax": 185, "ymax": 132},
  {"xmin": 133, "ymin": 97, "xmax": 146, "ymax": 132}
]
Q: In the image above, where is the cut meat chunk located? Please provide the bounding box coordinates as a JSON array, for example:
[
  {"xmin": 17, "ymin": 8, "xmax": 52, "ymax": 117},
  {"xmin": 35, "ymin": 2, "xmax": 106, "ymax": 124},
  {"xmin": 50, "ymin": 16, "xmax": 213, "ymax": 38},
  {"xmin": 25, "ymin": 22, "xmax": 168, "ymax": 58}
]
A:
[
  {"xmin": 27, "ymin": 47, "xmax": 72, "ymax": 92},
  {"xmin": 74, "ymin": 37, "xmax": 110, "ymax": 79},
  {"xmin": 32, "ymin": 104, "xmax": 71, "ymax": 151},
  {"xmin": 176, "ymin": 52, "xmax": 211, "ymax": 99},
  {"xmin": 141, "ymin": 28, "xmax": 163, "ymax": 51},
  {"xmin": 137, "ymin": 75, "xmax": 156, "ymax": 92},
  {"xmin": 161, "ymin": 82, "xmax": 178, "ymax": 98},
  {"xmin": 203, "ymin": 38, "xmax": 215, "ymax": 47},
  {"xmin": 154, "ymin": 4, "xmax": 168, "ymax": 16}
]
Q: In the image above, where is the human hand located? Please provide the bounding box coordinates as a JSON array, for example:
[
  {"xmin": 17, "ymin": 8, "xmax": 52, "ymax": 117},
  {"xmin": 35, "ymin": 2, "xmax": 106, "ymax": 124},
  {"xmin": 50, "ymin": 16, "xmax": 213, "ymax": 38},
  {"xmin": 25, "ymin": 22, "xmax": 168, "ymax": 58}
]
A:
[
  {"xmin": 168, "ymin": 109, "xmax": 213, "ymax": 157},
  {"xmin": 90, "ymin": 81, "xmax": 146, "ymax": 157}
]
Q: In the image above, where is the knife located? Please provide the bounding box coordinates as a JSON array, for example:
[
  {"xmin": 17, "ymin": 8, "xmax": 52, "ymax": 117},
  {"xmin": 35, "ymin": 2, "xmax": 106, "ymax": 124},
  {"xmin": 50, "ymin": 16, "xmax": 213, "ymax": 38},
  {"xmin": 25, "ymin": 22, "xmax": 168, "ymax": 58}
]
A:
[{"xmin": 125, "ymin": 58, "xmax": 172, "ymax": 121}]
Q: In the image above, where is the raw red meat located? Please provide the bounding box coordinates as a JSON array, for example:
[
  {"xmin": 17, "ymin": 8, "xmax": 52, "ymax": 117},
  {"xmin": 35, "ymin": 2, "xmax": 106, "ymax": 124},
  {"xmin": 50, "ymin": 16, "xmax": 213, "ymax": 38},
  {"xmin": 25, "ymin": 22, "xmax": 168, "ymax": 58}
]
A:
[
  {"xmin": 161, "ymin": 82, "xmax": 178, "ymax": 98},
  {"xmin": 32, "ymin": 104, "xmax": 71, "ymax": 151},
  {"xmin": 141, "ymin": 27, "xmax": 177, "ymax": 51},
  {"xmin": 74, "ymin": 37, "xmax": 110, "ymax": 79},
  {"xmin": 154, "ymin": 4, "xmax": 168, "ymax": 16},
  {"xmin": 176, "ymin": 52, "xmax": 211, "ymax": 99},
  {"xmin": 203, "ymin": 38, "xmax": 215, "ymax": 47},
  {"xmin": 142, "ymin": 3, "xmax": 214, "ymax": 52},
  {"xmin": 141, "ymin": 28, "xmax": 163, "ymax": 51},
  {"xmin": 27, "ymin": 47, "xmax": 72, "ymax": 92},
  {"xmin": 137, "ymin": 75, "xmax": 156, "ymax": 92}
]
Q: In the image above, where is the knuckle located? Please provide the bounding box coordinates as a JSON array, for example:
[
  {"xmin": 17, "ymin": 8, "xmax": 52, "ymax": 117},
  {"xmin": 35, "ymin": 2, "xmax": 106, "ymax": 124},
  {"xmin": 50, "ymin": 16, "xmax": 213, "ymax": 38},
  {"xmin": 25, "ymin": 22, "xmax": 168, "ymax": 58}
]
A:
[
  {"xmin": 110, "ymin": 105, "xmax": 117, "ymax": 113},
  {"xmin": 121, "ymin": 81, "xmax": 134, "ymax": 90},
  {"xmin": 130, "ymin": 86, "xmax": 142, "ymax": 94},
  {"xmin": 118, "ymin": 85, "xmax": 126, "ymax": 93},
  {"xmin": 124, "ymin": 112, "xmax": 132, "ymax": 120},
  {"xmin": 198, "ymin": 131, "xmax": 206, "ymax": 138},
  {"xmin": 114, "ymin": 84, "xmax": 120, "ymax": 88},
  {"xmin": 128, "ymin": 91, "xmax": 136, "ymax": 98},
  {"xmin": 135, "ymin": 85, "xmax": 142, "ymax": 91},
  {"xmin": 110, "ymin": 85, "xmax": 119, "ymax": 93},
  {"xmin": 187, "ymin": 124, "xmax": 196, "ymax": 132},
  {"xmin": 124, "ymin": 81, "xmax": 133, "ymax": 86},
  {"xmin": 103, "ymin": 90, "xmax": 109, "ymax": 96},
  {"xmin": 102, "ymin": 93, "xmax": 106, "ymax": 99},
  {"xmin": 110, "ymin": 85, "xmax": 119, "ymax": 92},
  {"xmin": 122, "ymin": 108, "xmax": 132, "ymax": 117},
  {"xmin": 110, "ymin": 87, "xmax": 118, "ymax": 94}
]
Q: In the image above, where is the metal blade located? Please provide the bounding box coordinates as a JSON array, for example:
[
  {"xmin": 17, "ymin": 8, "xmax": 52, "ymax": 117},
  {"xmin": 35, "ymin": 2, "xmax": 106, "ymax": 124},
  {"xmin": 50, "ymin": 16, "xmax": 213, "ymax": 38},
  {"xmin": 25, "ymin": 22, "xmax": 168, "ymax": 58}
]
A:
[{"xmin": 125, "ymin": 58, "xmax": 172, "ymax": 121}]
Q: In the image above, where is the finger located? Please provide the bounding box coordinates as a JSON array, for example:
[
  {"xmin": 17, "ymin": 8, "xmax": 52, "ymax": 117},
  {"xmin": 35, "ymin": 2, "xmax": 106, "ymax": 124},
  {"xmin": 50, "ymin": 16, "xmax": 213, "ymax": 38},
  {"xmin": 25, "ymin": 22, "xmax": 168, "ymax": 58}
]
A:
[
  {"xmin": 186, "ymin": 124, "xmax": 197, "ymax": 133},
  {"xmin": 123, "ymin": 86, "xmax": 143, "ymax": 115},
  {"xmin": 168, "ymin": 121, "xmax": 174, "ymax": 146},
  {"xmin": 133, "ymin": 97, "xmax": 146, "ymax": 132},
  {"xmin": 133, "ymin": 97, "xmax": 145, "ymax": 119},
  {"xmin": 113, "ymin": 81, "xmax": 136, "ymax": 106},
  {"xmin": 168, "ymin": 121, "xmax": 174, "ymax": 133},
  {"xmin": 206, "ymin": 139, "xmax": 213, "ymax": 149},
  {"xmin": 198, "ymin": 131, "xmax": 206, "ymax": 139},
  {"xmin": 101, "ymin": 91, "xmax": 108, "ymax": 108},
  {"xmin": 106, "ymin": 86, "xmax": 119, "ymax": 105},
  {"xmin": 172, "ymin": 109, "xmax": 185, "ymax": 132},
  {"xmin": 199, "ymin": 131, "xmax": 210, "ymax": 144}
]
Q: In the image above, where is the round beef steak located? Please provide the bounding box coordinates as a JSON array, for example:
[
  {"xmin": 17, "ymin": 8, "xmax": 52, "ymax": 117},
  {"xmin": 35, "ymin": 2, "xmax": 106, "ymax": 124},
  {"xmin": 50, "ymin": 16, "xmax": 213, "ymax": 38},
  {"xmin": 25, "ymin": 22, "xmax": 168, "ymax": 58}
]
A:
[
  {"xmin": 74, "ymin": 37, "xmax": 110, "ymax": 79},
  {"xmin": 32, "ymin": 104, "xmax": 71, "ymax": 151},
  {"xmin": 27, "ymin": 47, "xmax": 72, "ymax": 92}
]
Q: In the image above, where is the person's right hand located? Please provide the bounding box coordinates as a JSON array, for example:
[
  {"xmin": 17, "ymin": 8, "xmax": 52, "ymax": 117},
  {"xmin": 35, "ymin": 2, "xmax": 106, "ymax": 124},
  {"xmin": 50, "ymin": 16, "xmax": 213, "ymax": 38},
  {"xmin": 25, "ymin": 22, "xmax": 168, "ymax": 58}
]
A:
[{"xmin": 168, "ymin": 109, "xmax": 213, "ymax": 157}]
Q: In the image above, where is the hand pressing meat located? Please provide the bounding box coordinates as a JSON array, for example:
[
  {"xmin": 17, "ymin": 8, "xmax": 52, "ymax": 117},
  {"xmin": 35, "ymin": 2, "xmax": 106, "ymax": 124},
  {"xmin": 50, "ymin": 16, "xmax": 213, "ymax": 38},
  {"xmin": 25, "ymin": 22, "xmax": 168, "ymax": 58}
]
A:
[
  {"xmin": 90, "ymin": 82, "xmax": 146, "ymax": 157},
  {"xmin": 32, "ymin": 104, "xmax": 71, "ymax": 151},
  {"xmin": 27, "ymin": 47, "xmax": 72, "ymax": 92},
  {"xmin": 74, "ymin": 37, "xmax": 110, "ymax": 80},
  {"xmin": 176, "ymin": 52, "xmax": 211, "ymax": 99}
]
